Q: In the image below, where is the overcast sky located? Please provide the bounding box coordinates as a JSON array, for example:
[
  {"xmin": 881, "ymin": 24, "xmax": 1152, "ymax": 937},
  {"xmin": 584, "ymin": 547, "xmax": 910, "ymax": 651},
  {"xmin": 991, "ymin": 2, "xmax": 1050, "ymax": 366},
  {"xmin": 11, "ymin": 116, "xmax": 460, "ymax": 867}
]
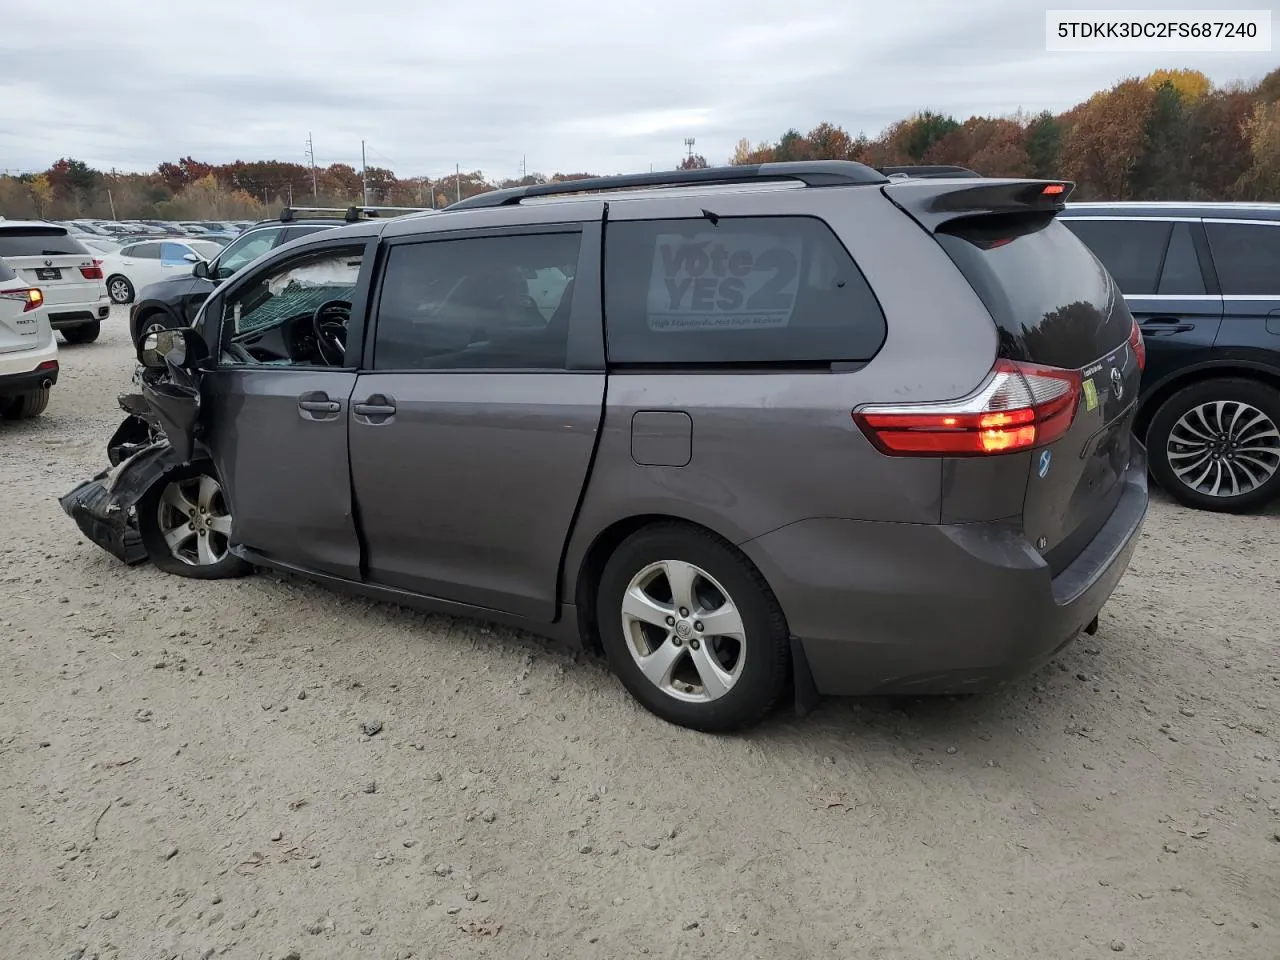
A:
[{"xmin": 2, "ymin": 0, "xmax": 1274, "ymax": 180}]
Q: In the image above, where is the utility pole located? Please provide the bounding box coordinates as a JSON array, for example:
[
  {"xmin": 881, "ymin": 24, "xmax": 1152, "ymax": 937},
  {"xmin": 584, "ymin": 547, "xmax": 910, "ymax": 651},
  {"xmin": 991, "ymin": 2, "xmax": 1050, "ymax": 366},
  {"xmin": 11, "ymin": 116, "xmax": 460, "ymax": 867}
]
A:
[
  {"xmin": 361, "ymin": 140, "xmax": 369, "ymax": 207},
  {"xmin": 684, "ymin": 137, "xmax": 696, "ymax": 164},
  {"xmin": 306, "ymin": 132, "xmax": 318, "ymax": 199},
  {"xmin": 287, "ymin": 182, "xmax": 293, "ymax": 206},
  {"xmin": 107, "ymin": 189, "xmax": 116, "ymax": 219},
  {"xmin": 456, "ymin": 163, "xmax": 461, "ymax": 204},
  {"xmin": 520, "ymin": 155, "xmax": 526, "ymax": 180}
]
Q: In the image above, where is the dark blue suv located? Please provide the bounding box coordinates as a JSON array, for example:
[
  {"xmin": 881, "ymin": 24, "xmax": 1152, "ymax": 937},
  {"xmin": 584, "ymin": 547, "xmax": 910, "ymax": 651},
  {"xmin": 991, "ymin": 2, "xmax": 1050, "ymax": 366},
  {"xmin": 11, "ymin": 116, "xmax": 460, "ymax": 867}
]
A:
[{"xmin": 1062, "ymin": 203, "xmax": 1280, "ymax": 513}]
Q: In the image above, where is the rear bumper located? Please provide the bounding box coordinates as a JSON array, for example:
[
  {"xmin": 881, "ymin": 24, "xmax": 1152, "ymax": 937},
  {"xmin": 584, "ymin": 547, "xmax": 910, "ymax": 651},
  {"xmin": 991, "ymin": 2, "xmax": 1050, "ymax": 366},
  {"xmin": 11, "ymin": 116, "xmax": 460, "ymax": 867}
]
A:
[
  {"xmin": 48, "ymin": 296, "xmax": 110, "ymax": 329},
  {"xmin": 0, "ymin": 340, "xmax": 58, "ymax": 392},
  {"xmin": 741, "ymin": 445, "xmax": 1149, "ymax": 696}
]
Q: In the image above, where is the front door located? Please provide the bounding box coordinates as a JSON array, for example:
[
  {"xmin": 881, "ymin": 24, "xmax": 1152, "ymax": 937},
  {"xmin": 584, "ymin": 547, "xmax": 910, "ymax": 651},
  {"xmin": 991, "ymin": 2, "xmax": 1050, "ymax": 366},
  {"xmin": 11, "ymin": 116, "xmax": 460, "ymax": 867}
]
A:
[
  {"xmin": 348, "ymin": 222, "xmax": 606, "ymax": 620},
  {"xmin": 199, "ymin": 239, "xmax": 373, "ymax": 579}
]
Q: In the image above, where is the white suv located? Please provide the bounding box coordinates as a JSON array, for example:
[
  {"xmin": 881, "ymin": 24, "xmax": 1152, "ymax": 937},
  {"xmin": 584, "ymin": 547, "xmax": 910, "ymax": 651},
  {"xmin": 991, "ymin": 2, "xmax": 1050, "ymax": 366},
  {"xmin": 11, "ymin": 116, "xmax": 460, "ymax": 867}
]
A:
[
  {"xmin": 0, "ymin": 257, "xmax": 58, "ymax": 419},
  {"xmin": 0, "ymin": 221, "xmax": 110, "ymax": 344}
]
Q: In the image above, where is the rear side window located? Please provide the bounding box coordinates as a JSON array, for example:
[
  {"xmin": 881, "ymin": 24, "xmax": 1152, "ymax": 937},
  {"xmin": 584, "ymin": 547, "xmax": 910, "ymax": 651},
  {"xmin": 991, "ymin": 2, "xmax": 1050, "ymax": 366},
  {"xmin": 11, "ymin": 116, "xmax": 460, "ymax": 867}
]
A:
[
  {"xmin": 1060, "ymin": 219, "xmax": 1170, "ymax": 295},
  {"xmin": 125, "ymin": 243, "xmax": 161, "ymax": 260},
  {"xmin": 936, "ymin": 214, "xmax": 1132, "ymax": 371},
  {"xmin": 1205, "ymin": 221, "xmax": 1280, "ymax": 295},
  {"xmin": 603, "ymin": 216, "xmax": 885, "ymax": 365},
  {"xmin": 0, "ymin": 259, "xmax": 15, "ymax": 282},
  {"xmin": 1157, "ymin": 222, "xmax": 1206, "ymax": 295},
  {"xmin": 0, "ymin": 227, "xmax": 89, "ymax": 258}
]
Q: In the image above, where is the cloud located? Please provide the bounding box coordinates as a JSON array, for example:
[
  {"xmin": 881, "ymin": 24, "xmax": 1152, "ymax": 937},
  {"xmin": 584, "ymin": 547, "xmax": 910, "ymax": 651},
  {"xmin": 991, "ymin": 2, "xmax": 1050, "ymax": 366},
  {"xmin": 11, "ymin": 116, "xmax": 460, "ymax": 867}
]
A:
[{"xmin": 0, "ymin": 0, "xmax": 1273, "ymax": 178}]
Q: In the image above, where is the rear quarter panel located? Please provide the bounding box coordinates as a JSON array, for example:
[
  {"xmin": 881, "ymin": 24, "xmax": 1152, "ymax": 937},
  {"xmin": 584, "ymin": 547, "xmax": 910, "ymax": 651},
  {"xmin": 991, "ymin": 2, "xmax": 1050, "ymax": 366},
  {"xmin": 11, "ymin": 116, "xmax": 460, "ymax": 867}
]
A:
[{"xmin": 561, "ymin": 185, "xmax": 1001, "ymax": 601}]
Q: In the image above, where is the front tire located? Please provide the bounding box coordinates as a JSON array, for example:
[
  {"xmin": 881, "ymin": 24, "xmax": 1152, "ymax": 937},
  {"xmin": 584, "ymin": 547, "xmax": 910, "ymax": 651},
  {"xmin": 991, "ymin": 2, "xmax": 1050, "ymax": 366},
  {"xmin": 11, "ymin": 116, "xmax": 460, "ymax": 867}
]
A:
[
  {"xmin": 1147, "ymin": 378, "xmax": 1280, "ymax": 513},
  {"xmin": 0, "ymin": 387, "xmax": 50, "ymax": 419},
  {"xmin": 108, "ymin": 275, "xmax": 134, "ymax": 304},
  {"xmin": 596, "ymin": 523, "xmax": 790, "ymax": 732},
  {"xmin": 137, "ymin": 464, "xmax": 253, "ymax": 579},
  {"xmin": 61, "ymin": 321, "xmax": 101, "ymax": 344}
]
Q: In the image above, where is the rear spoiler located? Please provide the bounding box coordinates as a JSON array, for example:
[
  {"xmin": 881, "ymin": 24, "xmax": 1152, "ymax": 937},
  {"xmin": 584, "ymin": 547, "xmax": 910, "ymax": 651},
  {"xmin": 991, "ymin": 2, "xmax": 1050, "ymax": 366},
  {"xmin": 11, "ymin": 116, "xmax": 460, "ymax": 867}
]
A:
[{"xmin": 882, "ymin": 178, "xmax": 1074, "ymax": 233}]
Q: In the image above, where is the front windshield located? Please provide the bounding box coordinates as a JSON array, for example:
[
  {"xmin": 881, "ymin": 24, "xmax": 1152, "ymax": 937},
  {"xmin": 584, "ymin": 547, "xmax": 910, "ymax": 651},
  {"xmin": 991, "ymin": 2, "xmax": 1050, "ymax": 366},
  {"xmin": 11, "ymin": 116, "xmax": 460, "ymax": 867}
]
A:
[{"xmin": 188, "ymin": 240, "xmax": 222, "ymax": 260}]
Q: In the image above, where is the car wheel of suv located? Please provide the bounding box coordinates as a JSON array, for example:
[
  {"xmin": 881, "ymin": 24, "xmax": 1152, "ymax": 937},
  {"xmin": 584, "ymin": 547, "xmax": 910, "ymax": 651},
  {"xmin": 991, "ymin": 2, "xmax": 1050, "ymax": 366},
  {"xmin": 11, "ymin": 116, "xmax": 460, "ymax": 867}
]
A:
[
  {"xmin": 61, "ymin": 322, "xmax": 101, "ymax": 344},
  {"xmin": 137, "ymin": 465, "xmax": 253, "ymax": 579},
  {"xmin": 1148, "ymin": 378, "xmax": 1280, "ymax": 513},
  {"xmin": 107, "ymin": 275, "xmax": 134, "ymax": 304},
  {"xmin": 596, "ymin": 523, "xmax": 789, "ymax": 732},
  {"xmin": 0, "ymin": 387, "xmax": 50, "ymax": 419}
]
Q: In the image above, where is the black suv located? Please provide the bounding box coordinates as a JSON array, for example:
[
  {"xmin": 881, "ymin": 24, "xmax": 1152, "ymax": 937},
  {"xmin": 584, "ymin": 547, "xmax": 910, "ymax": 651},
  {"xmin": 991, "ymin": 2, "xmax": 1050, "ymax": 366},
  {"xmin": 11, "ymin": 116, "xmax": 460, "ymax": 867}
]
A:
[
  {"xmin": 127, "ymin": 206, "xmax": 430, "ymax": 345},
  {"xmin": 1062, "ymin": 203, "xmax": 1280, "ymax": 513}
]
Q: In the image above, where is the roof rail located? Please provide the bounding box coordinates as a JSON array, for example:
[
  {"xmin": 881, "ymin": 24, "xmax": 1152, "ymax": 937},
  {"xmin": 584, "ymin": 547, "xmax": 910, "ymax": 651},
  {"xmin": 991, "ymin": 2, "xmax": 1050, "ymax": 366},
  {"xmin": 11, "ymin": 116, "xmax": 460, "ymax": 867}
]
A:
[
  {"xmin": 880, "ymin": 165, "xmax": 982, "ymax": 180},
  {"xmin": 445, "ymin": 161, "xmax": 887, "ymax": 211},
  {"xmin": 275, "ymin": 205, "xmax": 435, "ymax": 224}
]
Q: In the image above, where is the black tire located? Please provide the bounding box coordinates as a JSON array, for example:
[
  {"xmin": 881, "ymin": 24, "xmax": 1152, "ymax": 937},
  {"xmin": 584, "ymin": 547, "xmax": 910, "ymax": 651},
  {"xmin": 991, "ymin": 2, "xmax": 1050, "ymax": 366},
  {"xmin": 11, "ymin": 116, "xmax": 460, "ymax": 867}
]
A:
[
  {"xmin": 0, "ymin": 386, "xmax": 50, "ymax": 419},
  {"xmin": 137, "ymin": 463, "xmax": 253, "ymax": 579},
  {"xmin": 107, "ymin": 275, "xmax": 134, "ymax": 305},
  {"xmin": 133, "ymin": 310, "xmax": 175, "ymax": 348},
  {"xmin": 61, "ymin": 322, "xmax": 100, "ymax": 344},
  {"xmin": 1147, "ymin": 377, "xmax": 1280, "ymax": 513},
  {"xmin": 596, "ymin": 522, "xmax": 790, "ymax": 732}
]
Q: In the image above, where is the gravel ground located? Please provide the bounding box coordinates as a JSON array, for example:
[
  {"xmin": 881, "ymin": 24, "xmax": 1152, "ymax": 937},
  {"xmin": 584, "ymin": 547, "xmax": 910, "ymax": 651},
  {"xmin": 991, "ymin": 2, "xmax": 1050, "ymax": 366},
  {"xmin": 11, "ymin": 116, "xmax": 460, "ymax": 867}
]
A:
[{"xmin": 2, "ymin": 308, "xmax": 1279, "ymax": 960}]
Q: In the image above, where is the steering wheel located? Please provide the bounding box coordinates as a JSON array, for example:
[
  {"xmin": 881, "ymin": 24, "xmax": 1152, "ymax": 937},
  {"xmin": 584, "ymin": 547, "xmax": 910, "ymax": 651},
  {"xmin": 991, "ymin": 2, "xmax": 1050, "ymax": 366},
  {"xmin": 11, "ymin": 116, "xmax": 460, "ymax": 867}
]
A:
[{"xmin": 312, "ymin": 299, "xmax": 351, "ymax": 365}]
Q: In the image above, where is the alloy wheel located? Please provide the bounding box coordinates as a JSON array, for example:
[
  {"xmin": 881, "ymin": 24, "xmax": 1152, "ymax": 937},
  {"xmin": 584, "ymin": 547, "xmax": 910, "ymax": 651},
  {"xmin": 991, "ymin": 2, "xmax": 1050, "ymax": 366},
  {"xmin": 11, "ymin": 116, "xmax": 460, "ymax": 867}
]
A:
[
  {"xmin": 1167, "ymin": 400, "xmax": 1280, "ymax": 498},
  {"xmin": 109, "ymin": 278, "xmax": 131, "ymax": 303},
  {"xmin": 155, "ymin": 475, "xmax": 233, "ymax": 566},
  {"xmin": 620, "ymin": 560, "xmax": 746, "ymax": 703}
]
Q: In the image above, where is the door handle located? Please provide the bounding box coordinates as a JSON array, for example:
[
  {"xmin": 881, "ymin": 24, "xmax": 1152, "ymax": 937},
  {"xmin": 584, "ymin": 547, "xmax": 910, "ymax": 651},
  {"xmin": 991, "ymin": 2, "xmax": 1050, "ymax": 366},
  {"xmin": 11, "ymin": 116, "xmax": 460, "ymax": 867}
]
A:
[
  {"xmin": 1139, "ymin": 317, "xmax": 1195, "ymax": 334},
  {"xmin": 352, "ymin": 394, "xmax": 397, "ymax": 424},
  {"xmin": 297, "ymin": 391, "xmax": 342, "ymax": 422}
]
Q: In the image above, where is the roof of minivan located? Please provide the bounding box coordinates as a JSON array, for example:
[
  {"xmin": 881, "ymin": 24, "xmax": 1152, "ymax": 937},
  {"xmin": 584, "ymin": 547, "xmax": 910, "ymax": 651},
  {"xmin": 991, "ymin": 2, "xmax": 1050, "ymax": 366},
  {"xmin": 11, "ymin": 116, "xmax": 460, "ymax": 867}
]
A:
[{"xmin": 1064, "ymin": 201, "xmax": 1280, "ymax": 221}]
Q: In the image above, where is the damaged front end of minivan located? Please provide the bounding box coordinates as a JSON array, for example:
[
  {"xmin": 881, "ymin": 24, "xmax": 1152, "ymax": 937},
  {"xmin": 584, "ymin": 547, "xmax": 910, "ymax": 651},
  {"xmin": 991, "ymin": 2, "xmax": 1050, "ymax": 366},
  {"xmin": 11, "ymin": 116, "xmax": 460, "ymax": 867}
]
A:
[{"xmin": 59, "ymin": 331, "xmax": 206, "ymax": 566}]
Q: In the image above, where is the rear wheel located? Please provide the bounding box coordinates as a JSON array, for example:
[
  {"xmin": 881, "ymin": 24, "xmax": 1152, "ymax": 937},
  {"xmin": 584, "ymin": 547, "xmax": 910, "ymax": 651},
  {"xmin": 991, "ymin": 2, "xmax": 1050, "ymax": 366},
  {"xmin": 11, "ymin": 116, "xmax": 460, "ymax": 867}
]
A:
[
  {"xmin": 137, "ymin": 464, "xmax": 253, "ymax": 579},
  {"xmin": 107, "ymin": 275, "xmax": 134, "ymax": 304},
  {"xmin": 1148, "ymin": 378, "xmax": 1280, "ymax": 513},
  {"xmin": 61, "ymin": 322, "xmax": 100, "ymax": 344},
  {"xmin": 0, "ymin": 387, "xmax": 50, "ymax": 419},
  {"xmin": 596, "ymin": 523, "xmax": 789, "ymax": 732}
]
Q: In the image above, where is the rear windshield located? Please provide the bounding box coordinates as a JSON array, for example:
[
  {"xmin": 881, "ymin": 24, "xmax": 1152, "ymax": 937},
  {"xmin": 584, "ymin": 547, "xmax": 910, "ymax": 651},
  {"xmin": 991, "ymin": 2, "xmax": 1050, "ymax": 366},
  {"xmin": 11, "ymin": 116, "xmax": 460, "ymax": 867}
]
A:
[
  {"xmin": 935, "ymin": 214, "xmax": 1132, "ymax": 371},
  {"xmin": 0, "ymin": 227, "xmax": 90, "ymax": 258}
]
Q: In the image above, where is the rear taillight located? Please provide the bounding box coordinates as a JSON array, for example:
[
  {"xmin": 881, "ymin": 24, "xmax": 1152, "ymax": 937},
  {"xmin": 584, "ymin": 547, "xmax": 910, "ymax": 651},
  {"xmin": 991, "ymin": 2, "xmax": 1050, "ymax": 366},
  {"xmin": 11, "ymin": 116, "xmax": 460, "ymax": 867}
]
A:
[
  {"xmin": 80, "ymin": 260, "xmax": 104, "ymax": 280},
  {"xmin": 0, "ymin": 287, "xmax": 44, "ymax": 312},
  {"xmin": 1128, "ymin": 317, "xmax": 1145, "ymax": 371},
  {"xmin": 36, "ymin": 360, "xmax": 57, "ymax": 373},
  {"xmin": 854, "ymin": 359, "xmax": 1082, "ymax": 456}
]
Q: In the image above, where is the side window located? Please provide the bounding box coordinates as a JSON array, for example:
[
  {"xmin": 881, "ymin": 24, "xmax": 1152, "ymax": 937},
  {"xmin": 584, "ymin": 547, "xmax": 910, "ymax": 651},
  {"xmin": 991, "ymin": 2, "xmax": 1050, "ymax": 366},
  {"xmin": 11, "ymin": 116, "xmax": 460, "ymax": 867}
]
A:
[
  {"xmin": 603, "ymin": 216, "xmax": 885, "ymax": 365},
  {"xmin": 1060, "ymin": 219, "xmax": 1171, "ymax": 296},
  {"xmin": 373, "ymin": 231, "xmax": 582, "ymax": 371},
  {"xmin": 215, "ymin": 227, "xmax": 284, "ymax": 279},
  {"xmin": 218, "ymin": 245, "xmax": 364, "ymax": 367},
  {"xmin": 128, "ymin": 242, "xmax": 162, "ymax": 260},
  {"xmin": 1205, "ymin": 221, "xmax": 1280, "ymax": 296},
  {"xmin": 1157, "ymin": 222, "xmax": 1206, "ymax": 295},
  {"xmin": 160, "ymin": 242, "xmax": 192, "ymax": 265}
]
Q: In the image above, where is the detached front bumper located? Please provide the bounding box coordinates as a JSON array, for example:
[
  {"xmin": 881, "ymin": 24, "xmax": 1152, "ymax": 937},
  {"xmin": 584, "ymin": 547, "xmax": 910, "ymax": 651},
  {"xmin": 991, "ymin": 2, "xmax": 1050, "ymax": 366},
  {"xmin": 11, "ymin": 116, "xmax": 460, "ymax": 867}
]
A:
[
  {"xmin": 742, "ymin": 446, "xmax": 1149, "ymax": 697},
  {"xmin": 60, "ymin": 438, "xmax": 186, "ymax": 566}
]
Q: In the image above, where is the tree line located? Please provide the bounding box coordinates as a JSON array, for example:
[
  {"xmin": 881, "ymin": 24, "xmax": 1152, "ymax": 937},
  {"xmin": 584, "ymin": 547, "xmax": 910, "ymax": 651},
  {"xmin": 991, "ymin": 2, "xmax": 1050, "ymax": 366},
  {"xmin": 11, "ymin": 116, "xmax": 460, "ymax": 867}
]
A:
[{"xmin": 2, "ymin": 67, "xmax": 1276, "ymax": 222}]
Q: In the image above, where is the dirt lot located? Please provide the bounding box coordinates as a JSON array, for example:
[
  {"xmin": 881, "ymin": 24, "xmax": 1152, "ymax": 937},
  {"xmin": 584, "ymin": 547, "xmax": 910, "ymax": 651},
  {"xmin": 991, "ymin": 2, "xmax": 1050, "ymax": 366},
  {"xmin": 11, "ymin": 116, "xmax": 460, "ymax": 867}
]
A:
[{"xmin": 2, "ymin": 308, "xmax": 1278, "ymax": 960}]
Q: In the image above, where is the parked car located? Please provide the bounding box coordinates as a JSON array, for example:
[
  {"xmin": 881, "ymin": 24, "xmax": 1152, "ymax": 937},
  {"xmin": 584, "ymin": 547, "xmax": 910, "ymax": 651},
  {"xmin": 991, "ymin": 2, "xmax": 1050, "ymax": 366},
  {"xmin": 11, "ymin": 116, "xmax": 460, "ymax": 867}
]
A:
[
  {"xmin": 126, "ymin": 207, "xmax": 427, "ymax": 344},
  {"xmin": 1062, "ymin": 202, "xmax": 1280, "ymax": 513},
  {"xmin": 101, "ymin": 238, "xmax": 223, "ymax": 305},
  {"xmin": 0, "ymin": 257, "xmax": 58, "ymax": 418},
  {"xmin": 64, "ymin": 163, "xmax": 1148, "ymax": 732},
  {"xmin": 0, "ymin": 222, "xmax": 110, "ymax": 343},
  {"xmin": 80, "ymin": 237, "xmax": 123, "ymax": 256}
]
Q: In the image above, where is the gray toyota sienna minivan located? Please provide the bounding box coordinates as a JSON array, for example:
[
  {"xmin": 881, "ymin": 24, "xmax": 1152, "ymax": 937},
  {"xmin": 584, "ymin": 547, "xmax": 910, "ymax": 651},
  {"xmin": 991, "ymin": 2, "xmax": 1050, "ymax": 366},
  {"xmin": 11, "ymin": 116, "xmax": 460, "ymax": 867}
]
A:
[{"xmin": 63, "ymin": 162, "xmax": 1149, "ymax": 732}]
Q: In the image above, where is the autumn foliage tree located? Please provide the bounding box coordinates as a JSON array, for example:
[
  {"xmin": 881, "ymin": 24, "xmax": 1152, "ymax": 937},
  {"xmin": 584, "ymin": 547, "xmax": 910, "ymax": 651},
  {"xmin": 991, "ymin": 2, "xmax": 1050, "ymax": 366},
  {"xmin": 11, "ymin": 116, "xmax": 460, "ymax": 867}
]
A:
[{"xmin": 2, "ymin": 67, "xmax": 1279, "ymax": 221}]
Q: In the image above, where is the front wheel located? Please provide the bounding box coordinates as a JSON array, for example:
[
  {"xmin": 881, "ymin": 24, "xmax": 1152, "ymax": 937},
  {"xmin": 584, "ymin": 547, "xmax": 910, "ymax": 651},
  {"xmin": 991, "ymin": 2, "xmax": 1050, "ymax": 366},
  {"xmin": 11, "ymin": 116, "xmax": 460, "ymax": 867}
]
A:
[
  {"xmin": 1147, "ymin": 378, "xmax": 1280, "ymax": 513},
  {"xmin": 108, "ymin": 275, "xmax": 134, "ymax": 304},
  {"xmin": 596, "ymin": 523, "xmax": 790, "ymax": 732},
  {"xmin": 137, "ymin": 464, "xmax": 253, "ymax": 579}
]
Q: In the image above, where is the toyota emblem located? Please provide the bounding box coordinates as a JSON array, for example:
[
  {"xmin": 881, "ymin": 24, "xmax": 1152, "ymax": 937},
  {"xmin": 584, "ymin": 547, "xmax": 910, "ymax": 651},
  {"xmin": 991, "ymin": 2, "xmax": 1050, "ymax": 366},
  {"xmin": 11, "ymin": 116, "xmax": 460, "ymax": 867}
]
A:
[{"xmin": 1110, "ymin": 367, "xmax": 1124, "ymax": 401}]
